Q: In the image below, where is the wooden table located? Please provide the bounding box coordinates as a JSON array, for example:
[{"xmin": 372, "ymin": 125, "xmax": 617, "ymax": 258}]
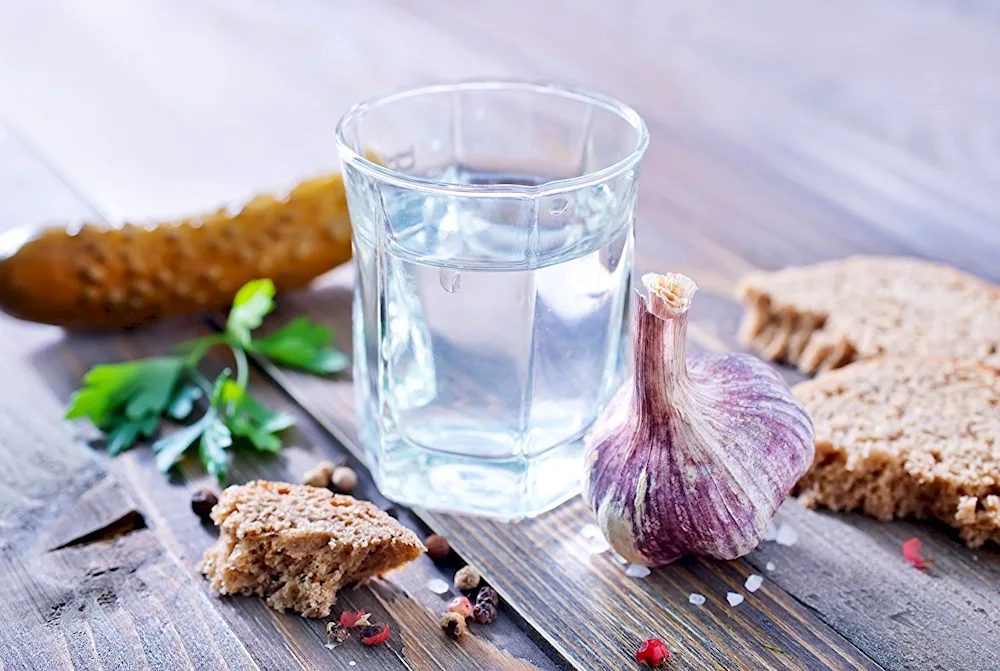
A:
[{"xmin": 1, "ymin": 2, "xmax": 998, "ymax": 669}]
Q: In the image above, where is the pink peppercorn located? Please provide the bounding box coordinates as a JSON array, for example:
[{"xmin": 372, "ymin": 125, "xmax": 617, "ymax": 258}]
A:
[
  {"xmin": 636, "ymin": 638, "xmax": 670, "ymax": 667},
  {"xmin": 447, "ymin": 595, "xmax": 473, "ymax": 619}
]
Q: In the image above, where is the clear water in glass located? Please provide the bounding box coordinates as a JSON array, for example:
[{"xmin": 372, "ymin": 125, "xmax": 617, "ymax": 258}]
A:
[{"xmin": 337, "ymin": 82, "xmax": 648, "ymax": 519}]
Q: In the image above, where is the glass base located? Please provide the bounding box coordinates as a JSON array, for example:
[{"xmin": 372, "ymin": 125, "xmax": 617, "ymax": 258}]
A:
[{"xmin": 368, "ymin": 435, "xmax": 584, "ymax": 521}]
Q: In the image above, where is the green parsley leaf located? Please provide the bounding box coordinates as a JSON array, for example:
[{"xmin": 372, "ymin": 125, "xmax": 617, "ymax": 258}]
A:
[
  {"xmin": 153, "ymin": 412, "xmax": 211, "ymax": 473},
  {"xmin": 226, "ymin": 279, "xmax": 276, "ymax": 346},
  {"xmin": 67, "ymin": 356, "xmax": 185, "ymax": 454},
  {"xmin": 199, "ymin": 408, "xmax": 232, "ymax": 483},
  {"xmin": 251, "ymin": 317, "xmax": 348, "ymax": 374},
  {"xmin": 167, "ymin": 383, "xmax": 203, "ymax": 420},
  {"xmin": 218, "ymin": 380, "xmax": 294, "ymax": 453},
  {"xmin": 153, "ymin": 373, "xmax": 230, "ymax": 475},
  {"xmin": 105, "ymin": 420, "xmax": 141, "ymax": 456}
]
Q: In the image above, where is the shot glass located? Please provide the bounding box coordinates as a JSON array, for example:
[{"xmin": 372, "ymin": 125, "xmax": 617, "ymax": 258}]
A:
[{"xmin": 336, "ymin": 80, "xmax": 648, "ymax": 519}]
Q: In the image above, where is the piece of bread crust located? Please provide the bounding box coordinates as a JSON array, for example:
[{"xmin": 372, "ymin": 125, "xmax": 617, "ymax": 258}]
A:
[
  {"xmin": 737, "ymin": 255, "xmax": 1000, "ymax": 374},
  {"xmin": 793, "ymin": 357, "xmax": 1000, "ymax": 548},
  {"xmin": 199, "ymin": 481, "xmax": 425, "ymax": 617}
]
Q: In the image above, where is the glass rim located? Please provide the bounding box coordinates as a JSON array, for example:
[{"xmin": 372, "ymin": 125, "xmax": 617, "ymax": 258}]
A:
[{"xmin": 334, "ymin": 79, "xmax": 649, "ymax": 199}]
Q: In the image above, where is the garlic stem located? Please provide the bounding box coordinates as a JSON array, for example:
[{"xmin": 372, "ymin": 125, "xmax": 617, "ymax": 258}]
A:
[{"xmin": 632, "ymin": 273, "xmax": 698, "ymax": 417}]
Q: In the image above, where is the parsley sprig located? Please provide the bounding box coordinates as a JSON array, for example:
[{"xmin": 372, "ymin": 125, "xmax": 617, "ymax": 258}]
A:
[{"xmin": 65, "ymin": 279, "xmax": 347, "ymax": 482}]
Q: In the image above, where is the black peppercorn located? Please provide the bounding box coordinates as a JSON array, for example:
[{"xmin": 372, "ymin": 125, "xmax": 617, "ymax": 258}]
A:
[
  {"xmin": 473, "ymin": 601, "xmax": 497, "ymax": 624},
  {"xmin": 190, "ymin": 489, "xmax": 218, "ymax": 522},
  {"xmin": 476, "ymin": 586, "xmax": 499, "ymax": 606}
]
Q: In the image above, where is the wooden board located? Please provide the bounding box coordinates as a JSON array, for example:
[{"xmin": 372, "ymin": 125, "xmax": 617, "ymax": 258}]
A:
[{"xmin": 1, "ymin": 1, "xmax": 1000, "ymax": 669}]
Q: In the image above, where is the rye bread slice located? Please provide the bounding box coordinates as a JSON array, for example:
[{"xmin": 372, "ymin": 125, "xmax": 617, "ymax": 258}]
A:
[
  {"xmin": 200, "ymin": 481, "xmax": 424, "ymax": 617},
  {"xmin": 737, "ymin": 255, "xmax": 1000, "ymax": 374},
  {"xmin": 793, "ymin": 357, "xmax": 1000, "ymax": 548}
]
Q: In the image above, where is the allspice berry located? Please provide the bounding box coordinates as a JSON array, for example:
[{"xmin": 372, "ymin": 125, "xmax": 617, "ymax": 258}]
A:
[
  {"xmin": 190, "ymin": 489, "xmax": 218, "ymax": 523},
  {"xmin": 301, "ymin": 460, "xmax": 336, "ymax": 487},
  {"xmin": 476, "ymin": 586, "xmax": 499, "ymax": 606},
  {"xmin": 473, "ymin": 601, "xmax": 498, "ymax": 624},
  {"xmin": 424, "ymin": 534, "xmax": 451, "ymax": 562},
  {"xmin": 454, "ymin": 565, "xmax": 481, "ymax": 592},
  {"xmin": 331, "ymin": 465, "xmax": 358, "ymax": 493},
  {"xmin": 439, "ymin": 612, "xmax": 467, "ymax": 640}
]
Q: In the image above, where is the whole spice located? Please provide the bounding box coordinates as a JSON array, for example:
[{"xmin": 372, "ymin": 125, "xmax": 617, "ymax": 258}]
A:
[
  {"xmin": 447, "ymin": 596, "xmax": 473, "ymax": 619},
  {"xmin": 454, "ymin": 565, "xmax": 481, "ymax": 591},
  {"xmin": 325, "ymin": 623, "xmax": 351, "ymax": 647},
  {"xmin": 302, "ymin": 460, "xmax": 336, "ymax": 488},
  {"xmin": 440, "ymin": 612, "xmax": 467, "ymax": 640},
  {"xmin": 472, "ymin": 601, "xmax": 497, "ymax": 624},
  {"xmin": 583, "ymin": 273, "xmax": 815, "ymax": 566},
  {"xmin": 359, "ymin": 623, "xmax": 390, "ymax": 646},
  {"xmin": 476, "ymin": 586, "xmax": 498, "ymax": 606},
  {"xmin": 339, "ymin": 608, "xmax": 369, "ymax": 628},
  {"xmin": 425, "ymin": 534, "xmax": 451, "ymax": 562},
  {"xmin": 635, "ymin": 638, "xmax": 670, "ymax": 668},
  {"xmin": 190, "ymin": 488, "xmax": 218, "ymax": 522},
  {"xmin": 331, "ymin": 465, "xmax": 359, "ymax": 493},
  {"xmin": 903, "ymin": 537, "xmax": 930, "ymax": 569}
]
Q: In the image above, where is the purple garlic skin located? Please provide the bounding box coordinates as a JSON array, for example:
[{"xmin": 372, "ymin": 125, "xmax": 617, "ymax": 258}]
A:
[{"xmin": 583, "ymin": 273, "xmax": 815, "ymax": 567}]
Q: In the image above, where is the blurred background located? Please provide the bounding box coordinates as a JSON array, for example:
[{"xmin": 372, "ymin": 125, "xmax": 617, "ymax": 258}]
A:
[{"xmin": 1, "ymin": 0, "xmax": 997, "ymax": 282}]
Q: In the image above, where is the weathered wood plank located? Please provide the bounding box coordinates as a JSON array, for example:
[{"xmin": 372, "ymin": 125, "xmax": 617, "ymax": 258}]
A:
[{"xmin": 0, "ymin": 326, "xmax": 259, "ymax": 671}]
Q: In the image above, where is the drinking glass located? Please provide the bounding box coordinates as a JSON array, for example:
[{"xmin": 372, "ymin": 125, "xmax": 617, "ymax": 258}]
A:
[{"xmin": 336, "ymin": 80, "xmax": 648, "ymax": 519}]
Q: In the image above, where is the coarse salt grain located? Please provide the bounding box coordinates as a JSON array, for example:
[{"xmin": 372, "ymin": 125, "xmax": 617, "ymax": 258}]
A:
[
  {"xmin": 726, "ymin": 592, "xmax": 744, "ymax": 607},
  {"xmin": 611, "ymin": 552, "xmax": 628, "ymax": 565},
  {"xmin": 579, "ymin": 523, "xmax": 602, "ymax": 539},
  {"xmin": 585, "ymin": 537, "xmax": 611, "ymax": 554},
  {"xmin": 625, "ymin": 564, "xmax": 652, "ymax": 579},
  {"xmin": 775, "ymin": 523, "xmax": 798, "ymax": 547},
  {"xmin": 688, "ymin": 593, "xmax": 706, "ymax": 605},
  {"xmin": 349, "ymin": 663, "xmax": 356, "ymax": 667},
  {"xmin": 427, "ymin": 578, "xmax": 450, "ymax": 594},
  {"xmin": 745, "ymin": 574, "xmax": 764, "ymax": 592},
  {"xmin": 766, "ymin": 562, "xmax": 775, "ymax": 572},
  {"xmin": 762, "ymin": 523, "xmax": 778, "ymax": 541}
]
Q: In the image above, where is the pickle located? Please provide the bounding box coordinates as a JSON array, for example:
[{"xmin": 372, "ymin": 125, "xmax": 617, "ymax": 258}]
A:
[{"xmin": 0, "ymin": 172, "xmax": 352, "ymax": 329}]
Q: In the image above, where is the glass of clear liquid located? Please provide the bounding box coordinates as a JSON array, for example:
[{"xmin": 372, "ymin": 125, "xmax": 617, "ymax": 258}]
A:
[{"xmin": 335, "ymin": 81, "xmax": 648, "ymax": 519}]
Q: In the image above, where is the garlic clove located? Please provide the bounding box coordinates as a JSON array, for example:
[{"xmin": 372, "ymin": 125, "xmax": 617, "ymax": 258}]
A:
[{"xmin": 583, "ymin": 272, "xmax": 815, "ymax": 567}]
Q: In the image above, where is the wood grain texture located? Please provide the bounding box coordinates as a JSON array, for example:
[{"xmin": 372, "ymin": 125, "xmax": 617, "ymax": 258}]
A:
[
  {"xmin": 1, "ymin": 0, "xmax": 1000, "ymax": 669},
  {"xmin": 0, "ymin": 328, "xmax": 258, "ymax": 671}
]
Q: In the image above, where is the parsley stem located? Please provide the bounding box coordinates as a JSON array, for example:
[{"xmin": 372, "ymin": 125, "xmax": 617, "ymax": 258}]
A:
[
  {"xmin": 233, "ymin": 344, "xmax": 249, "ymax": 391},
  {"xmin": 189, "ymin": 369, "xmax": 216, "ymax": 396}
]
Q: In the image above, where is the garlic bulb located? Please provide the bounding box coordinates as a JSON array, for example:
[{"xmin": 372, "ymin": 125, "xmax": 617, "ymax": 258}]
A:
[{"xmin": 583, "ymin": 272, "xmax": 815, "ymax": 566}]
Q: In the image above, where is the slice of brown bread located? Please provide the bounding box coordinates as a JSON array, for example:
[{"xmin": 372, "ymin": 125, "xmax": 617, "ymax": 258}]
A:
[
  {"xmin": 199, "ymin": 481, "xmax": 424, "ymax": 617},
  {"xmin": 793, "ymin": 357, "xmax": 1000, "ymax": 547},
  {"xmin": 737, "ymin": 255, "xmax": 1000, "ymax": 374}
]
